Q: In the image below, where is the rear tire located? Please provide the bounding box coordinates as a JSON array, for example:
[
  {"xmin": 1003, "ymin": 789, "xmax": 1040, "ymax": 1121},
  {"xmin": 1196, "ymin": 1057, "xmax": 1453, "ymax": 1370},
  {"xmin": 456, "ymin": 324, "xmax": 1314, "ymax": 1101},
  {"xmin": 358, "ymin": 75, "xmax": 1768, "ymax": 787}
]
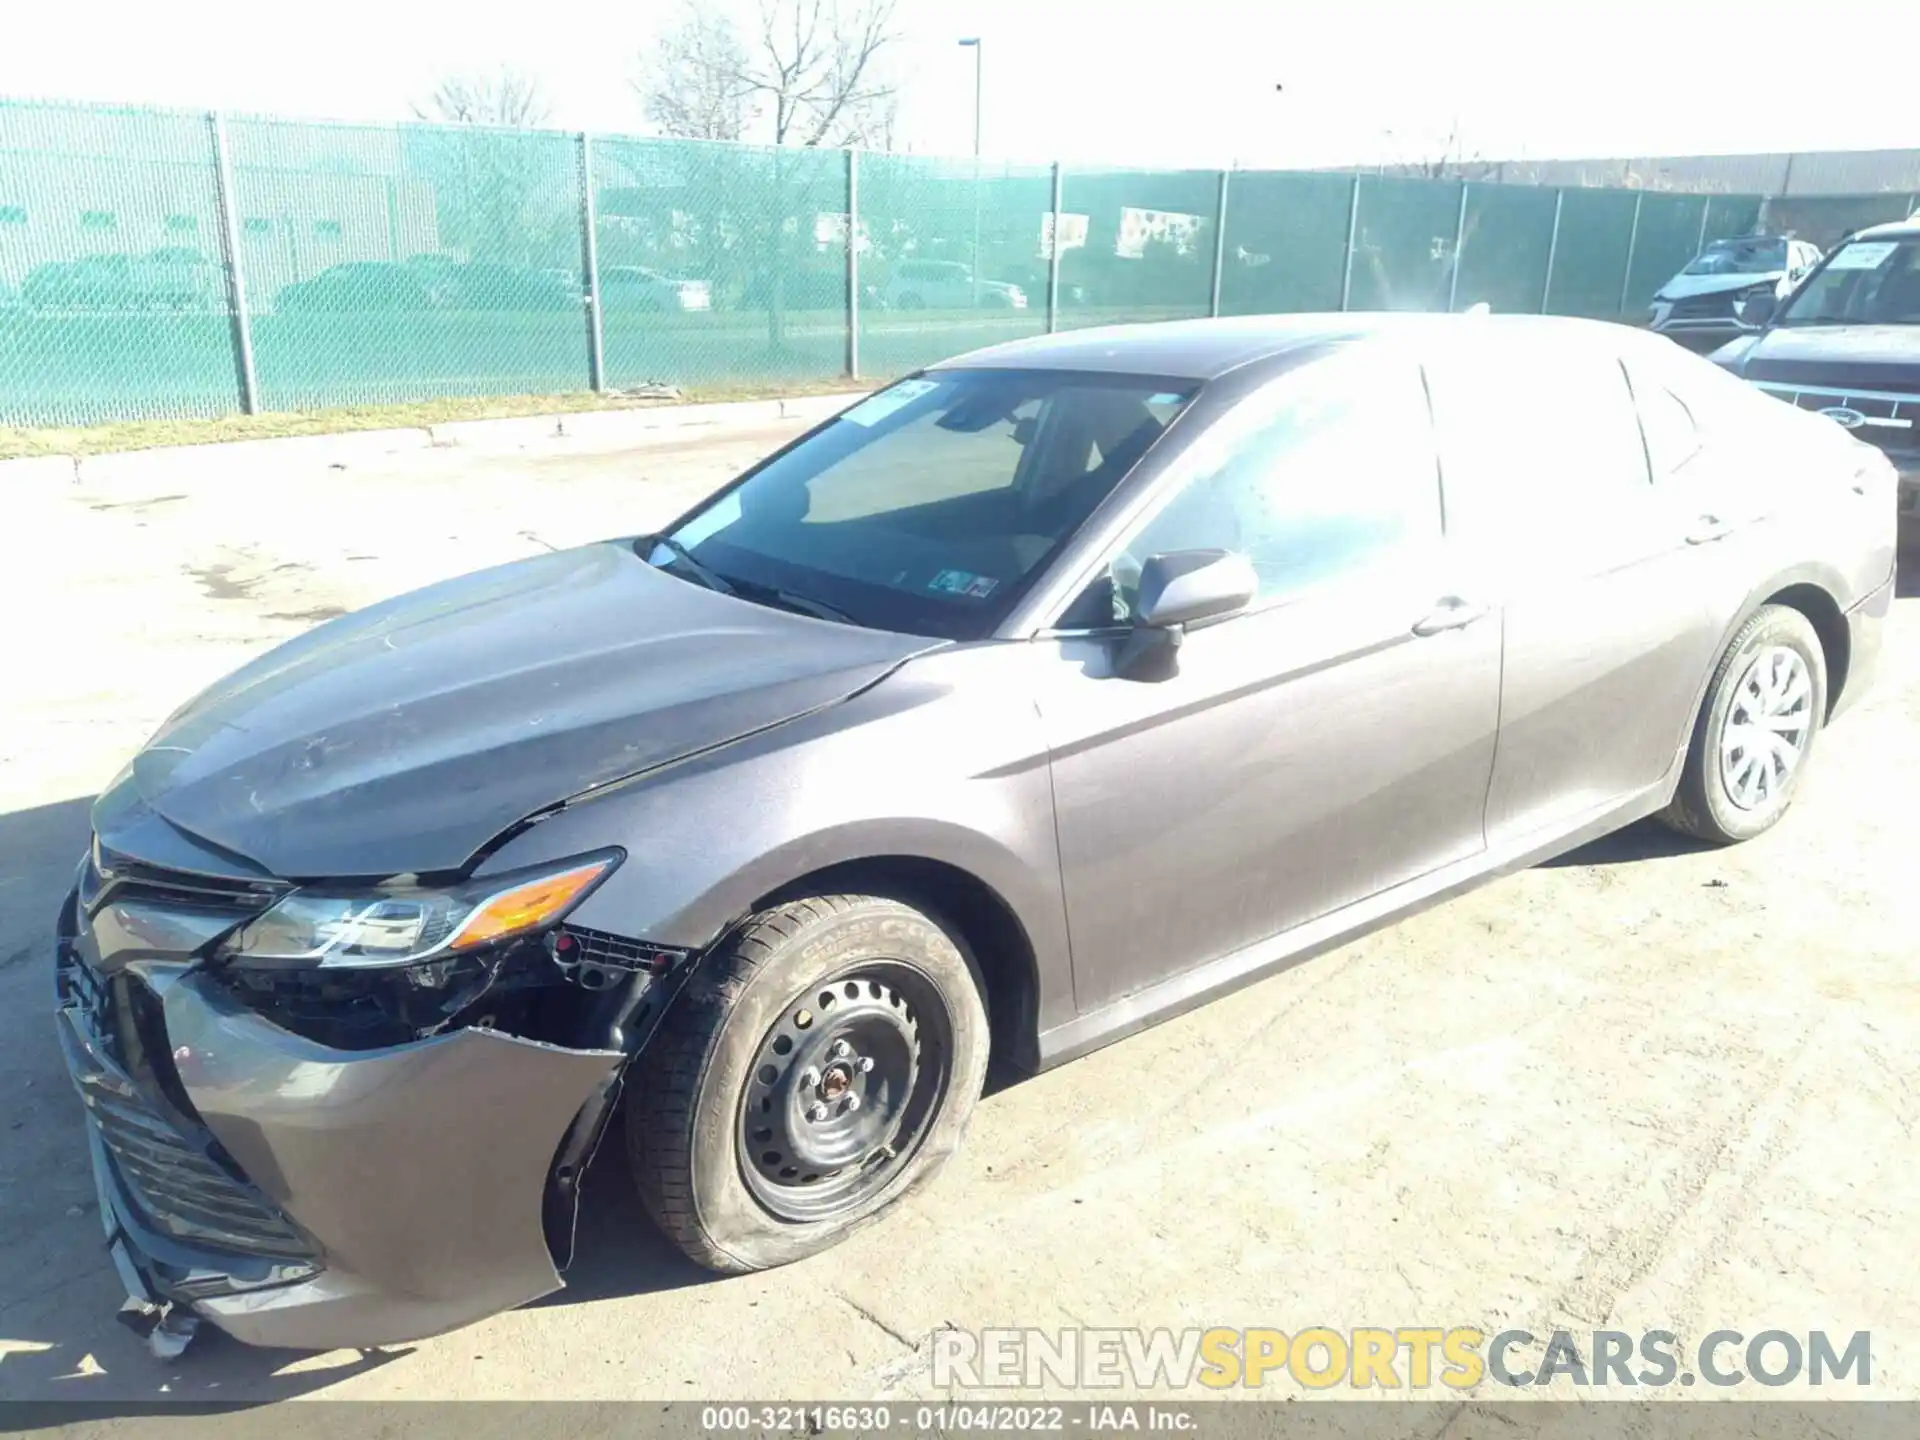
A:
[
  {"xmin": 627, "ymin": 894, "xmax": 989, "ymax": 1273},
  {"xmin": 1659, "ymin": 604, "xmax": 1826, "ymax": 845}
]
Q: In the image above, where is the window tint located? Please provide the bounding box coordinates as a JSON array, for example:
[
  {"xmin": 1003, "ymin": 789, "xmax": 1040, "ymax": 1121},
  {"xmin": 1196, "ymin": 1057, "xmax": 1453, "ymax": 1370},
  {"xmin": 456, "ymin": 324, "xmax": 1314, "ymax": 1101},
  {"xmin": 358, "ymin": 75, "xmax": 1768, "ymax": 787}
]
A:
[
  {"xmin": 1628, "ymin": 370, "xmax": 1701, "ymax": 478},
  {"xmin": 661, "ymin": 370, "xmax": 1194, "ymax": 640},
  {"xmin": 1426, "ymin": 341, "xmax": 1650, "ymax": 544},
  {"xmin": 1095, "ymin": 351, "xmax": 1441, "ymax": 621}
]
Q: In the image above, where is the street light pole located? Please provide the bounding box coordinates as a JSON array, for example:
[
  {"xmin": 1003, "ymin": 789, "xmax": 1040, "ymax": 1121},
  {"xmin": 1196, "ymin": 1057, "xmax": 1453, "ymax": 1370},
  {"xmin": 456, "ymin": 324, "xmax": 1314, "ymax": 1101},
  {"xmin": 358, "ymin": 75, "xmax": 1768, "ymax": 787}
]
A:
[
  {"xmin": 960, "ymin": 37, "xmax": 982, "ymax": 156},
  {"xmin": 959, "ymin": 37, "xmax": 983, "ymax": 305}
]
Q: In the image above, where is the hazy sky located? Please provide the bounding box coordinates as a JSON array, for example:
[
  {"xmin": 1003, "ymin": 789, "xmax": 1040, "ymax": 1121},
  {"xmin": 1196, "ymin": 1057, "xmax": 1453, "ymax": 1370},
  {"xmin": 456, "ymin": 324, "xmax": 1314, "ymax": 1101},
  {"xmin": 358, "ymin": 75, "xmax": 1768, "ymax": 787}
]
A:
[{"xmin": 4, "ymin": 0, "xmax": 1918, "ymax": 168}]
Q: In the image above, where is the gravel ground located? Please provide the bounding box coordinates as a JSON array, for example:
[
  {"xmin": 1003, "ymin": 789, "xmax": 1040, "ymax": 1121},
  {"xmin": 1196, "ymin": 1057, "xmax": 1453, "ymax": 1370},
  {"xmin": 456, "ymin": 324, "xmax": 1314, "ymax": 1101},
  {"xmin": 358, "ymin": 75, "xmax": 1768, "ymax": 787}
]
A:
[{"xmin": 1, "ymin": 420, "xmax": 1916, "ymax": 1407}]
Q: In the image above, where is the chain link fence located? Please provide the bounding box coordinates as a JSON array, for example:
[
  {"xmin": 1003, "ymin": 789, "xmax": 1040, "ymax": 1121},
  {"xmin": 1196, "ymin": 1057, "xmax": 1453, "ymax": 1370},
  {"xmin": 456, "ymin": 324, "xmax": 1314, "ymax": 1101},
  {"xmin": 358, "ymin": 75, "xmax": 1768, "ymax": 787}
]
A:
[{"xmin": 0, "ymin": 95, "xmax": 1799, "ymax": 429}]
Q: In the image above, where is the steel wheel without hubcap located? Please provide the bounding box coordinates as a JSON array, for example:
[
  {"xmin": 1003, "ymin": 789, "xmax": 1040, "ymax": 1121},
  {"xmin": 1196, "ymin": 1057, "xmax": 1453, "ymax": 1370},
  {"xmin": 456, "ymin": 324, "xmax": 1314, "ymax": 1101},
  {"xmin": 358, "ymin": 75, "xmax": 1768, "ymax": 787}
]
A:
[
  {"xmin": 1719, "ymin": 644, "xmax": 1813, "ymax": 813},
  {"xmin": 738, "ymin": 962, "xmax": 954, "ymax": 1223}
]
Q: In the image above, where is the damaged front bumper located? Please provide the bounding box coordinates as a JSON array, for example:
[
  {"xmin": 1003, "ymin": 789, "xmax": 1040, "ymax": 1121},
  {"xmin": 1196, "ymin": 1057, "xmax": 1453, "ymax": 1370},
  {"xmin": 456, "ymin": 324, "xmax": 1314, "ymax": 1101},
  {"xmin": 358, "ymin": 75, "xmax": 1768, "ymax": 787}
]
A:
[{"xmin": 54, "ymin": 872, "xmax": 670, "ymax": 1352}]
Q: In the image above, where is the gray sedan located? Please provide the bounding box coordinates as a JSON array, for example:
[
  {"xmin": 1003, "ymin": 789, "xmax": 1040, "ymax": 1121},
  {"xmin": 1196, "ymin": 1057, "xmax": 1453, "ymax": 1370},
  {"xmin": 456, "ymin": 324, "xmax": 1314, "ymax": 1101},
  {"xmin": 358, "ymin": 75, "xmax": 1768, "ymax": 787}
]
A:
[{"xmin": 56, "ymin": 315, "xmax": 1897, "ymax": 1355}]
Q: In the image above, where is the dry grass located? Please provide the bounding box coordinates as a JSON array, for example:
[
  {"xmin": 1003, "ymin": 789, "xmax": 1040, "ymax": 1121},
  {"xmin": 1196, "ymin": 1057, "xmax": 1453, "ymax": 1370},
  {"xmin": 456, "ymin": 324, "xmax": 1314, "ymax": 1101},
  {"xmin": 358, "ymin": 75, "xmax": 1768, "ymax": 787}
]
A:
[{"xmin": 0, "ymin": 380, "xmax": 872, "ymax": 461}]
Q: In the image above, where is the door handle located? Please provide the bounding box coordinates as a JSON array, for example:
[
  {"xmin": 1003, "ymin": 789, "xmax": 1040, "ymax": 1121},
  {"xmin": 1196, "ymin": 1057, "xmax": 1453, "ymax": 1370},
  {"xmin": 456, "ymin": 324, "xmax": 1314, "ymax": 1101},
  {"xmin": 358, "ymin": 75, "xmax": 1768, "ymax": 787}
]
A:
[
  {"xmin": 1411, "ymin": 596, "xmax": 1490, "ymax": 636},
  {"xmin": 1686, "ymin": 514, "xmax": 1735, "ymax": 545}
]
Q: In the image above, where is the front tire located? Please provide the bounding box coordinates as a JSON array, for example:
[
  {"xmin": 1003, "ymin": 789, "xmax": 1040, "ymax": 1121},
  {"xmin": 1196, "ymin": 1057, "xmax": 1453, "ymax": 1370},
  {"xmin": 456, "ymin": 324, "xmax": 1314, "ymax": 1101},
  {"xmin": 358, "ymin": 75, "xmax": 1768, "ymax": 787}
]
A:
[
  {"xmin": 1659, "ymin": 604, "xmax": 1826, "ymax": 845},
  {"xmin": 627, "ymin": 894, "xmax": 989, "ymax": 1273}
]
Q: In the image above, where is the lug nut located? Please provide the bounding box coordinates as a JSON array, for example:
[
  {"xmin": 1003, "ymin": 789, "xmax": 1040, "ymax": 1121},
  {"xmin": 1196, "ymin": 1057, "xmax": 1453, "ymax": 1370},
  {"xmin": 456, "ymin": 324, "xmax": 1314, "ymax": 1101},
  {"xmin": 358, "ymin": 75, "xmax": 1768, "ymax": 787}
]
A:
[
  {"xmin": 806, "ymin": 1102, "xmax": 829, "ymax": 1122},
  {"xmin": 857, "ymin": 1056, "xmax": 875, "ymax": 1073},
  {"xmin": 800, "ymin": 1067, "xmax": 822, "ymax": 1089},
  {"xmin": 830, "ymin": 1039, "xmax": 852, "ymax": 1060},
  {"xmin": 844, "ymin": 1095, "xmax": 862, "ymax": 1113}
]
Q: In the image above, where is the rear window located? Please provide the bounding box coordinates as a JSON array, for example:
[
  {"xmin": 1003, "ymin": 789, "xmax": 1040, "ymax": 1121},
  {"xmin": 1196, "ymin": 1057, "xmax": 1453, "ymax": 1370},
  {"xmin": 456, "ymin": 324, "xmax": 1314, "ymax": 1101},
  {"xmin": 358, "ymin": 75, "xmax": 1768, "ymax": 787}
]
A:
[{"xmin": 1626, "ymin": 368, "xmax": 1702, "ymax": 478}]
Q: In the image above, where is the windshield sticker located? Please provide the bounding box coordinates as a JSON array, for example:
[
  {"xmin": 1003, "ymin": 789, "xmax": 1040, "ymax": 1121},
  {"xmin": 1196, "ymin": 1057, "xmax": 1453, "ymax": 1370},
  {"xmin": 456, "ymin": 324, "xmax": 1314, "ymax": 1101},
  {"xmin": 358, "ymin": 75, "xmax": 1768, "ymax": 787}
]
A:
[
  {"xmin": 840, "ymin": 378, "xmax": 941, "ymax": 427},
  {"xmin": 1826, "ymin": 242, "xmax": 1898, "ymax": 271},
  {"xmin": 928, "ymin": 568, "xmax": 999, "ymax": 599}
]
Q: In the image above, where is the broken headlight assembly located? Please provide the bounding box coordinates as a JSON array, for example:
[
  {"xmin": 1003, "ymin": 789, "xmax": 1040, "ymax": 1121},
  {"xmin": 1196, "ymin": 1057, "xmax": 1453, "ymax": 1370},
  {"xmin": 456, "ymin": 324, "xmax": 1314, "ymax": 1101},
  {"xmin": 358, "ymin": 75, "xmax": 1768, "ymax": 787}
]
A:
[
  {"xmin": 210, "ymin": 850, "xmax": 634, "ymax": 1051},
  {"xmin": 219, "ymin": 851, "xmax": 623, "ymax": 969}
]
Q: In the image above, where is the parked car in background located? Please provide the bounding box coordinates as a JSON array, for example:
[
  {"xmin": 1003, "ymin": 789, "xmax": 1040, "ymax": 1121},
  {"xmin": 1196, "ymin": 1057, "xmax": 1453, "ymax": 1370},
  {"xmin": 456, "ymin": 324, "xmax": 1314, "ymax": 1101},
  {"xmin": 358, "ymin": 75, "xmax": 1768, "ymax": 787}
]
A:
[
  {"xmin": 739, "ymin": 269, "xmax": 844, "ymax": 312},
  {"xmin": 444, "ymin": 263, "xmax": 580, "ymax": 313},
  {"xmin": 599, "ymin": 266, "xmax": 711, "ymax": 312},
  {"xmin": 1649, "ymin": 235, "xmax": 1821, "ymax": 352},
  {"xmin": 21, "ymin": 249, "xmax": 224, "ymax": 313},
  {"xmin": 276, "ymin": 262, "xmax": 432, "ymax": 314},
  {"xmin": 56, "ymin": 313, "xmax": 1893, "ymax": 1357},
  {"xmin": 402, "ymin": 254, "xmax": 463, "ymax": 307},
  {"xmin": 1711, "ymin": 218, "xmax": 1920, "ymax": 527},
  {"xmin": 882, "ymin": 260, "xmax": 1027, "ymax": 310}
]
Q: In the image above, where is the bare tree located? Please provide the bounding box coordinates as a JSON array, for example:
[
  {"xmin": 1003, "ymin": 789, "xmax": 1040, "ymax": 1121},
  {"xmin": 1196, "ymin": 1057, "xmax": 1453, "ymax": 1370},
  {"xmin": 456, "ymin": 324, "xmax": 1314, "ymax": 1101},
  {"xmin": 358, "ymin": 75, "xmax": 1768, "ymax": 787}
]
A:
[
  {"xmin": 1410, "ymin": 119, "xmax": 1500, "ymax": 183},
  {"xmin": 638, "ymin": 5, "xmax": 754, "ymax": 141},
  {"xmin": 414, "ymin": 66, "xmax": 552, "ymax": 128},
  {"xmin": 636, "ymin": 0, "xmax": 902, "ymax": 148}
]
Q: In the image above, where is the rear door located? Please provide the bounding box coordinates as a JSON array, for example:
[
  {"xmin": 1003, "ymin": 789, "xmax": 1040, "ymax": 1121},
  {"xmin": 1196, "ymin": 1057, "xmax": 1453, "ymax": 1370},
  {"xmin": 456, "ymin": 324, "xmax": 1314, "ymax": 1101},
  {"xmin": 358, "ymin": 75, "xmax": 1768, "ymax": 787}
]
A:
[{"xmin": 1425, "ymin": 331, "xmax": 1724, "ymax": 843}]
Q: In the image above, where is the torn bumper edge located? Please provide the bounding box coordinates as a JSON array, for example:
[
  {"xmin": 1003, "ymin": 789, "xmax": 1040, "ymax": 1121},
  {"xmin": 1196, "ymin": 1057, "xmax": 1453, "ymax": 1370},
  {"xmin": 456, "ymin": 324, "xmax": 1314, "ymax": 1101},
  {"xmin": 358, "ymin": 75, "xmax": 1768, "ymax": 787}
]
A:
[
  {"xmin": 61, "ymin": 965, "xmax": 621, "ymax": 1351},
  {"xmin": 1833, "ymin": 567, "xmax": 1894, "ymax": 724}
]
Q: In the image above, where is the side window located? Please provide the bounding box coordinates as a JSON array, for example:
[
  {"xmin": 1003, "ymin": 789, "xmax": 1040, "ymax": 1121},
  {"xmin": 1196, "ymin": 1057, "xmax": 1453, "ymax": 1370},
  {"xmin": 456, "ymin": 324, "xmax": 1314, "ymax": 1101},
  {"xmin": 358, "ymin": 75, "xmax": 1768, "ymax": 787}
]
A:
[
  {"xmin": 1095, "ymin": 352, "xmax": 1442, "ymax": 621},
  {"xmin": 1627, "ymin": 368, "xmax": 1702, "ymax": 478},
  {"xmin": 1426, "ymin": 341, "xmax": 1650, "ymax": 546}
]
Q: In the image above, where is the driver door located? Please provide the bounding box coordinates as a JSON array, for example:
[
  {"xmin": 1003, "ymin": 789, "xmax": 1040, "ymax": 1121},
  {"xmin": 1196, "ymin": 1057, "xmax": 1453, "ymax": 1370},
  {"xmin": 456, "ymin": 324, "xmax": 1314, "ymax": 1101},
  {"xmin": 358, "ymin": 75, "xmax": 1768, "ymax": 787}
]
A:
[{"xmin": 1033, "ymin": 347, "xmax": 1504, "ymax": 1014}]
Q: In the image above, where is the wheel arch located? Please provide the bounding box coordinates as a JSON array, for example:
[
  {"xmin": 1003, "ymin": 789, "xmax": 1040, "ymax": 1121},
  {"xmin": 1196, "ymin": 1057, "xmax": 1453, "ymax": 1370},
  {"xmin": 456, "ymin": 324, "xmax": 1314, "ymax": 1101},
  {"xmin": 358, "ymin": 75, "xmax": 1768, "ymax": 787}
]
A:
[
  {"xmin": 753, "ymin": 855, "xmax": 1043, "ymax": 1077},
  {"xmin": 1701, "ymin": 563, "xmax": 1852, "ymax": 724},
  {"xmin": 1759, "ymin": 580, "xmax": 1849, "ymax": 718}
]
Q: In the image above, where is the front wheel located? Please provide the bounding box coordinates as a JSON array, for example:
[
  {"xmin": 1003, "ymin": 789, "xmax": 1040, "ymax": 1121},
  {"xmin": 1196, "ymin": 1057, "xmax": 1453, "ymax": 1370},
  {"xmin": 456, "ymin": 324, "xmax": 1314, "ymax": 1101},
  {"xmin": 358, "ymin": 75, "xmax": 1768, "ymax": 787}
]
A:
[
  {"xmin": 627, "ymin": 894, "xmax": 989, "ymax": 1273},
  {"xmin": 1659, "ymin": 604, "xmax": 1826, "ymax": 845}
]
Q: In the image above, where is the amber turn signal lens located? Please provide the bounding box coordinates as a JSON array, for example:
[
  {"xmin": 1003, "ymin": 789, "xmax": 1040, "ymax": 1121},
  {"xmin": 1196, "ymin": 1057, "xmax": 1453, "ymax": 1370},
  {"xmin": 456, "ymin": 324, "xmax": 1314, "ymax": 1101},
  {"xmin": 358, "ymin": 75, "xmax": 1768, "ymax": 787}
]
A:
[{"xmin": 450, "ymin": 859, "xmax": 614, "ymax": 950}]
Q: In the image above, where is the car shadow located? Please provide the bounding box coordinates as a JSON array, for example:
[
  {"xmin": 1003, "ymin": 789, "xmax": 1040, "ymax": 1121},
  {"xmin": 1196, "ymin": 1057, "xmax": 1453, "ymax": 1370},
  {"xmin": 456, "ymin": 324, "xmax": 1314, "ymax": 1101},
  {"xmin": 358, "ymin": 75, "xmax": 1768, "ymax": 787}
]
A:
[
  {"xmin": 1535, "ymin": 816, "xmax": 1715, "ymax": 868},
  {"xmin": 1896, "ymin": 538, "xmax": 1920, "ymax": 599}
]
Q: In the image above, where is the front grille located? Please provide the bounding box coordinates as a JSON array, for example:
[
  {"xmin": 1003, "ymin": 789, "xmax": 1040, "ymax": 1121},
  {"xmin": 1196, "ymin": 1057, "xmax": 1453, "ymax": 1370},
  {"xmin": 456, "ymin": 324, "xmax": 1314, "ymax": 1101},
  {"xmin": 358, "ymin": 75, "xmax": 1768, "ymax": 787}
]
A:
[
  {"xmin": 77, "ymin": 1066, "xmax": 314, "ymax": 1259},
  {"xmin": 59, "ymin": 945, "xmax": 117, "ymax": 1056},
  {"xmin": 81, "ymin": 840, "xmax": 285, "ymax": 919},
  {"xmin": 1668, "ymin": 293, "xmax": 1739, "ymax": 322},
  {"xmin": 1755, "ymin": 382, "xmax": 1919, "ymax": 461}
]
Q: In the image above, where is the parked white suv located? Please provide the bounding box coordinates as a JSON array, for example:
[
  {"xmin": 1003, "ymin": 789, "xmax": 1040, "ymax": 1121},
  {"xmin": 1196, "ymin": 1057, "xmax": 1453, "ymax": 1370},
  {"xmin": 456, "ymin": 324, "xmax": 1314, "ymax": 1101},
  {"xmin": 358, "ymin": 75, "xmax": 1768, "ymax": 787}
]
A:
[
  {"xmin": 1648, "ymin": 235, "xmax": 1821, "ymax": 352},
  {"xmin": 882, "ymin": 261, "xmax": 1026, "ymax": 310}
]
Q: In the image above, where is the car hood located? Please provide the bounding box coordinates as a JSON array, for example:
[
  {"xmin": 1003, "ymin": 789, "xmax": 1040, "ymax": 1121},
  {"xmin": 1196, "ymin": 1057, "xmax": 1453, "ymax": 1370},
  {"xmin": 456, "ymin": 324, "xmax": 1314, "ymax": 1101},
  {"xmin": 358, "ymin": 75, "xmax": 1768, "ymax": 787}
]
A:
[
  {"xmin": 1655, "ymin": 270, "xmax": 1783, "ymax": 302},
  {"xmin": 121, "ymin": 543, "xmax": 938, "ymax": 879},
  {"xmin": 1719, "ymin": 324, "xmax": 1920, "ymax": 390}
]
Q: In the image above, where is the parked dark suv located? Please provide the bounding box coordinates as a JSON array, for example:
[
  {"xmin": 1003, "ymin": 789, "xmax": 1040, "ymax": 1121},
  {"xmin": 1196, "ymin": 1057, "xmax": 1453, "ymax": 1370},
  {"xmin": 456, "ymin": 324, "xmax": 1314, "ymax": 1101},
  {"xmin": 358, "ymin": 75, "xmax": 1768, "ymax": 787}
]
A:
[{"xmin": 1711, "ymin": 219, "xmax": 1920, "ymax": 526}]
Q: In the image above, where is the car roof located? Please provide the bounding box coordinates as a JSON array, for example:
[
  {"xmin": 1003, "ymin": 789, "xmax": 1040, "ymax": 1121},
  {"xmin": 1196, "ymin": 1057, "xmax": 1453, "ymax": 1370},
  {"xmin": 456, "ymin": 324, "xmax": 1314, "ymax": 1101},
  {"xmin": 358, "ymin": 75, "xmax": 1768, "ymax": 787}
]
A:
[
  {"xmin": 1849, "ymin": 218, "xmax": 1920, "ymax": 241},
  {"xmin": 927, "ymin": 312, "xmax": 1622, "ymax": 381}
]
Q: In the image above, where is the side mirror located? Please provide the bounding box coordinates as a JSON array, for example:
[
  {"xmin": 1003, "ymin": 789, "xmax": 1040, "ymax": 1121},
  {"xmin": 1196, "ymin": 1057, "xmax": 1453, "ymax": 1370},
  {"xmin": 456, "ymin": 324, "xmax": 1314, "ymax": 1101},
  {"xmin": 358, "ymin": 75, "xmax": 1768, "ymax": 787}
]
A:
[
  {"xmin": 1737, "ymin": 289, "xmax": 1777, "ymax": 328},
  {"xmin": 1113, "ymin": 550, "xmax": 1258, "ymax": 681},
  {"xmin": 1136, "ymin": 549, "xmax": 1258, "ymax": 628}
]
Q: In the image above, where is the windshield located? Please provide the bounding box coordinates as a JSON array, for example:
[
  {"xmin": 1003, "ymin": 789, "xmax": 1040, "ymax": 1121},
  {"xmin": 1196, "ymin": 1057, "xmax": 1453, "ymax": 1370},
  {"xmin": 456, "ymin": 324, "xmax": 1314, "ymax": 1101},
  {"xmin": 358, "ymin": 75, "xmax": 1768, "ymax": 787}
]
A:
[
  {"xmin": 1683, "ymin": 238, "xmax": 1787, "ymax": 276},
  {"xmin": 1778, "ymin": 238, "xmax": 1920, "ymax": 326},
  {"xmin": 650, "ymin": 370, "xmax": 1194, "ymax": 639}
]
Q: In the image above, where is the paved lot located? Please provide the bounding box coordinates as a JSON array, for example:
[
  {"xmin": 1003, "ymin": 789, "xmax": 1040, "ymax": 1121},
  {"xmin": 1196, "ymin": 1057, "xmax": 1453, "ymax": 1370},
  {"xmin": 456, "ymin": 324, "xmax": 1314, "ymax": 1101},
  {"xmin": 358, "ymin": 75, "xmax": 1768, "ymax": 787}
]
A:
[{"xmin": 1, "ymin": 419, "xmax": 1917, "ymax": 1405}]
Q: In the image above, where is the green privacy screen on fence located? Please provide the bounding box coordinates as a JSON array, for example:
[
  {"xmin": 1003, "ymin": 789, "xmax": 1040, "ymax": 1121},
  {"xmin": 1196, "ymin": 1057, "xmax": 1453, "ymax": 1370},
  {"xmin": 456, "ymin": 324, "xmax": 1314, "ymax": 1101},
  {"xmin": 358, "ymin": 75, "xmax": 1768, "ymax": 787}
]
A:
[
  {"xmin": 0, "ymin": 101, "xmax": 241, "ymax": 425},
  {"xmin": 2, "ymin": 96, "xmax": 1787, "ymax": 429}
]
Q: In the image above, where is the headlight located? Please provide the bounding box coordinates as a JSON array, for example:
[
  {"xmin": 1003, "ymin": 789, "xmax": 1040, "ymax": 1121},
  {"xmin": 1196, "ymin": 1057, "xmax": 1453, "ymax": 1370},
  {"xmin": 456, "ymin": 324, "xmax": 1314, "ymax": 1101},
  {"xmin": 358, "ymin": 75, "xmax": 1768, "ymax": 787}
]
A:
[{"xmin": 221, "ymin": 850, "xmax": 621, "ymax": 969}]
